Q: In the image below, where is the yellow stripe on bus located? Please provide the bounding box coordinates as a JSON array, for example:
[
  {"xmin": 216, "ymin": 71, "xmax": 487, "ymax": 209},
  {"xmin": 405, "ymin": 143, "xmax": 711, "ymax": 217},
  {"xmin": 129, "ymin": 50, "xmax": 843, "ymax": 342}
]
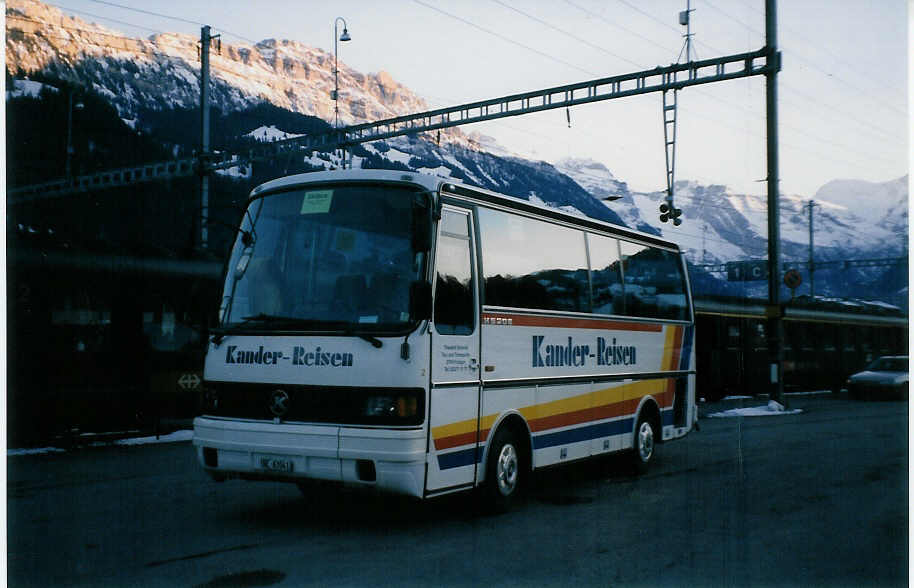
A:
[{"xmin": 432, "ymin": 378, "xmax": 670, "ymax": 441}]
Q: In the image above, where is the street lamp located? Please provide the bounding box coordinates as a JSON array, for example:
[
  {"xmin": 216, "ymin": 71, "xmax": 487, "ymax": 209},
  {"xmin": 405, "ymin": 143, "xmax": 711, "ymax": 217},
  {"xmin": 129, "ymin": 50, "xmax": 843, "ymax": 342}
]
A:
[{"xmin": 333, "ymin": 17, "xmax": 351, "ymax": 130}]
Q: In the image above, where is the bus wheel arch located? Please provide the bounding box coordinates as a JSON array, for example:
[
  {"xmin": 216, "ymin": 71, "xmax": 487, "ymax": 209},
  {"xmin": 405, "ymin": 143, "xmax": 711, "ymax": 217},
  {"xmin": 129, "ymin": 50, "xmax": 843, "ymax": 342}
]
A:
[{"xmin": 480, "ymin": 412, "xmax": 532, "ymax": 512}]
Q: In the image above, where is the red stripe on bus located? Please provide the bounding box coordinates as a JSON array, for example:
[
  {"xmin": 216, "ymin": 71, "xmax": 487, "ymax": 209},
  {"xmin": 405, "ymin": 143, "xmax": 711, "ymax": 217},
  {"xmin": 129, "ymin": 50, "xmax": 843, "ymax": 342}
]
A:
[
  {"xmin": 433, "ymin": 383, "xmax": 678, "ymax": 452},
  {"xmin": 485, "ymin": 313, "xmax": 663, "ymax": 332},
  {"xmin": 529, "ymin": 398, "xmax": 642, "ymax": 433},
  {"xmin": 434, "ymin": 431, "xmax": 477, "ymax": 451},
  {"xmin": 434, "ymin": 428, "xmax": 493, "ymax": 451}
]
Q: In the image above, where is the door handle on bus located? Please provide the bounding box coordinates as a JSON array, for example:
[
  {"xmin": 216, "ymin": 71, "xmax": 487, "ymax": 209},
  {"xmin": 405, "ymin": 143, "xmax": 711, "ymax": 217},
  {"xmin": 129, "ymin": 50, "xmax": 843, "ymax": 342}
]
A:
[{"xmin": 469, "ymin": 358, "xmax": 478, "ymax": 370}]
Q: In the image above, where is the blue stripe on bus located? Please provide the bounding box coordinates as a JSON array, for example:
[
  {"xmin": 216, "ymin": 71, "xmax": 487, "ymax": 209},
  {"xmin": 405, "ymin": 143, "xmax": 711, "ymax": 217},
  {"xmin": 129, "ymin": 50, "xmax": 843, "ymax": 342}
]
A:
[
  {"xmin": 437, "ymin": 446, "xmax": 479, "ymax": 470},
  {"xmin": 438, "ymin": 408, "xmax": 680, "ymax": 470},
  {"xmin": 532, "ymin": 418, "xmax": 633, "ymax": 450}
]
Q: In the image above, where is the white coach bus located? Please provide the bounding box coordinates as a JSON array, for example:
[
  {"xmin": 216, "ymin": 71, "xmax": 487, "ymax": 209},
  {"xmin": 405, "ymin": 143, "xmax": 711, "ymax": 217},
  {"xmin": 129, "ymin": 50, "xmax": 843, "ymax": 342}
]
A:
[{"xmin": 194, "ymin": 168, "xmax": 696, "ymax": 509}]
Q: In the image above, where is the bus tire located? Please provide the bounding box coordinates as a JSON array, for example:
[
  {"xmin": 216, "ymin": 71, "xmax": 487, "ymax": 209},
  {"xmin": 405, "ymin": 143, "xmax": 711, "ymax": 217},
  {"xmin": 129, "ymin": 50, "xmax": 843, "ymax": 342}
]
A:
[
  {"xmin": 631, "ymin": 412, "xmax": 657, "ymax": 473},
  {"xmin": 483, "ymin": 427, "xmax": 526, "ymax": 513}
]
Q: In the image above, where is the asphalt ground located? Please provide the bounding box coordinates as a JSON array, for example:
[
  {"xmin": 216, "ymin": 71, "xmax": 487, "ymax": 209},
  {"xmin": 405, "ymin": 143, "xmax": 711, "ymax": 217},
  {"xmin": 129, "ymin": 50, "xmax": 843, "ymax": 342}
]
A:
[{"xmin": 7, "ymin": 393, "xmax": 908, "ymax": 587}]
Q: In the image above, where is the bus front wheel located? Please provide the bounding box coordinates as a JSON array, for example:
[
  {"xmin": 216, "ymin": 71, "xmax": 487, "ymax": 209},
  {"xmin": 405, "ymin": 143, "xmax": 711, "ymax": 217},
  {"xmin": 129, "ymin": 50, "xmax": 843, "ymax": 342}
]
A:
[{"xmin": 483, "ymin": 427, "xmax": 526, "ymax": 512}]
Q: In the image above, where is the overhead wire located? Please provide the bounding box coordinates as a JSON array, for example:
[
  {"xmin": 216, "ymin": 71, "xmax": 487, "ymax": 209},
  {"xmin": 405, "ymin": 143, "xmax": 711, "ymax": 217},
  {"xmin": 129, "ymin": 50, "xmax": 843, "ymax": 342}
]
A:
[
  {"xmin": 466, "ymin": 0, "xmax": 902, "ymax": 181},
  {"xmin": 84, "ymin": 0, "xmax": 204, "ymax": 27},
  {"xmin": 564, "ymin": 0, "xmax": 673, "ymax": 55},
  {"xmin": 7, "ymin": 14, "xmax": 192, "ymax": 61},
  {"xmin": 730, "ymin": 0, "xmax": 906, "ymax": 99},
  {"xmin": 21, "ymin": 0, "xmax": 905, "ymax": 196},
  {"xmin": 555, "ymin": 0, "xmax": 903, "ymax": 163},
  {"xmin": 411, "ymin": 0, "xmax": 595, "ymax": 77},
  {"xmin": 668, "ymin": 5, "xmax": 904, "ymax": 147},
  {"xmin": 39, "ymin": 4, "xmax": 164, "ymax": 35},
  {"xmin": 609, "ymin": 0, "xmax": 905, "ymax": 146},
  {"xmin": 9, "ymin": 9, "xmax": 260, "ymax": 82},
  {"xmin": 701, "ymin": 0, "xmax": 905, "ymax": 117},
  {"xmin": 84, "ymin": 0, "xmax": 260, "ymax": 45},
  {"xmin": 491, "ymin": 0, "xmax": 642, "ymax": 70},
  {"xmin": 46, "ymin": 0, "xmax": 903, "ymax": 171}
]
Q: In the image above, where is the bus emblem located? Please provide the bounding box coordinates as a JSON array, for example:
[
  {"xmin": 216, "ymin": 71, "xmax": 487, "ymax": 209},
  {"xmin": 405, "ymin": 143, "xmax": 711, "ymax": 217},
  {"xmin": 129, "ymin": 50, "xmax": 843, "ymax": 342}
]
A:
[{"xmin": 269, "ymin": 389, "xmax": 291, "ymax": 417}]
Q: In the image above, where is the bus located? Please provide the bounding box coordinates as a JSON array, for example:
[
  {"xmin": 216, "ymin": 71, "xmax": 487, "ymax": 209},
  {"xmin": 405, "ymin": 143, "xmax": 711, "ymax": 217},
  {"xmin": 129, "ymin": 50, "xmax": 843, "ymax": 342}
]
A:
[{"xmin": 193, "ymin": 168, "xmax": 696, "ymax": 509}]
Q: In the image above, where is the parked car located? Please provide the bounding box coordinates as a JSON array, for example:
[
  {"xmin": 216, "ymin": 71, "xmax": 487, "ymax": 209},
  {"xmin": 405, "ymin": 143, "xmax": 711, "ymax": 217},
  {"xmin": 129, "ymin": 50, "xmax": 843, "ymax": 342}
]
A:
[{"xmin": 846, "ymin": 356, "xmax": 908, "ymax": 400}]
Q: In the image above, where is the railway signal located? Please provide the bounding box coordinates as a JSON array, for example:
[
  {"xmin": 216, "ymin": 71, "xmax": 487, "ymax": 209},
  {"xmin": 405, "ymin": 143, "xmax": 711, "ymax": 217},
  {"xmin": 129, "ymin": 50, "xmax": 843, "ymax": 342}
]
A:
[{"xmin": 659, "ymin": 196, "xmax": 683, "ymax": 226}]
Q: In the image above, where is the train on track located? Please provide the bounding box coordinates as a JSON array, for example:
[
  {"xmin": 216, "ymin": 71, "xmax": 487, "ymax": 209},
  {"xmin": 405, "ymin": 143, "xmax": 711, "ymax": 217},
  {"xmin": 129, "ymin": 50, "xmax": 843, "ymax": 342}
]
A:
[{"xmin": 695, "ymin": 297, "xmax": 907, "ymax": 400}]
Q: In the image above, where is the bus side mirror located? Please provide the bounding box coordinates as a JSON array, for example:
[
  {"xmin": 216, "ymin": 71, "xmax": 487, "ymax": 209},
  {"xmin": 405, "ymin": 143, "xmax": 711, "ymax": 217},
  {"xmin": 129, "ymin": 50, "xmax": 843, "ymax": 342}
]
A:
[{"xmin": 409, "ymin": 281, "xmax": 433, "ymax": 321}]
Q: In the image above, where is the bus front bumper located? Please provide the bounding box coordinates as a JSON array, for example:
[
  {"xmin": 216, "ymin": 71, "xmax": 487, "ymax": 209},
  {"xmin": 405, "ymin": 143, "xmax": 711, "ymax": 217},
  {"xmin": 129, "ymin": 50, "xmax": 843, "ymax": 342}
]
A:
[{"xmin": 193, "ymin": 417, "xmax": 427, "ymax": 498}]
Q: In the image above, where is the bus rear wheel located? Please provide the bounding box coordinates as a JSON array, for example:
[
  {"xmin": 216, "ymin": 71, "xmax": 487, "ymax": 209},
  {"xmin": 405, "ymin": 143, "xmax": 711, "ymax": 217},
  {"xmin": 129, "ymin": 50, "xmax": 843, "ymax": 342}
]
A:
[
  {"xmin": 483, "ymin": 428, "xmax": 526, "ymax": 512},
  {"xmin": 631, "ymin": 414, "xmax": 657, "ymax": 473}
]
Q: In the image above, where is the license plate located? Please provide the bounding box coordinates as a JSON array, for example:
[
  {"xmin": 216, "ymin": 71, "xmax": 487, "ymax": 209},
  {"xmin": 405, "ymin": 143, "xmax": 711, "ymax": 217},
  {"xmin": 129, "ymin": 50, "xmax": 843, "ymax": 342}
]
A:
[{"xmin": 258, "ymin": 456, "xmax": 294, "ymax": 473}]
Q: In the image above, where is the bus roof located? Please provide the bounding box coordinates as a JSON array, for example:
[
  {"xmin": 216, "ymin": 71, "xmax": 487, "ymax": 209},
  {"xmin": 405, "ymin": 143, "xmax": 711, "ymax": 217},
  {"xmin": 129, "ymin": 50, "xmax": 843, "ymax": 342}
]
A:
[{"xmin": 250, "ymin": 168, "xmax": 680, "ymax": 251}]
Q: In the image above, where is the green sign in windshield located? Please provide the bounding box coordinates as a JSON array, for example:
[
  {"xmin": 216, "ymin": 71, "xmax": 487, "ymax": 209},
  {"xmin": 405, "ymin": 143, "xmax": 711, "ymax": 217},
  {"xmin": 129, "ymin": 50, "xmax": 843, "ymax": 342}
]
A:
[{"xmin": 300, "ymin": 190, "xmax": 334, "ymax": 214}]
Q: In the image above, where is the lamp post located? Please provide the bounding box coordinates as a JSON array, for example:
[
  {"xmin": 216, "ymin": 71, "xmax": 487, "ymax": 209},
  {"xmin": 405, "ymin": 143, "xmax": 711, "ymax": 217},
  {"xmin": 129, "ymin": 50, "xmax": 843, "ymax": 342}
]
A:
[{"xmin": 333, "ymin": 17, "xmax": 351, "ymax": 130}]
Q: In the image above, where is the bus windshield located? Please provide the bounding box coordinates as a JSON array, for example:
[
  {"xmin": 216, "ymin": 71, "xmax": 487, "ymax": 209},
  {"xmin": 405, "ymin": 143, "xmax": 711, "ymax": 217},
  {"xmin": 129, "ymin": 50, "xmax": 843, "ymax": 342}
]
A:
[{"xmin": 219, "ymin": 182, "xmax": 428, "ymax": 333}]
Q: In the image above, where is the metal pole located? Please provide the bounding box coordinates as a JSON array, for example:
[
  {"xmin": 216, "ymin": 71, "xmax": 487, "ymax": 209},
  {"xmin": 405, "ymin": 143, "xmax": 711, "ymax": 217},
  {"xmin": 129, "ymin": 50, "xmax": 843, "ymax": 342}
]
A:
[
  {"xmin": 808, "ymin": 200, "xmax": 815, "ymax": 298},
  {"xmin": 200, "ymin": 25, "xmax": 211, "ymax": 250},
  {"xmin": 335, "ymin": 28, "xmax": 344, "ymax": 169},
  {"xmin": 66, "ymin": 90, "xmax": 74, "ymax": 181},
  {"xmin": 765, "ymin": 0, "xmax": 783, "ymax": 404},
  {"xmin": 333, "ymin": 18, "xmax": 351, "ymax": 168},
  {"xmin": 334, "ymin": 20, "xmax": 340, "ymax": 129}
]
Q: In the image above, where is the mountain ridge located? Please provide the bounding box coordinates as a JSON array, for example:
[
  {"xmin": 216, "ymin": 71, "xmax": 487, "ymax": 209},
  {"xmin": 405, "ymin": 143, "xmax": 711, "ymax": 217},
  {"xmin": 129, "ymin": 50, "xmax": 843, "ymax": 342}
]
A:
[{"xmin": 5, "ymin": 0, "xmax": 908, "ymax": 306}]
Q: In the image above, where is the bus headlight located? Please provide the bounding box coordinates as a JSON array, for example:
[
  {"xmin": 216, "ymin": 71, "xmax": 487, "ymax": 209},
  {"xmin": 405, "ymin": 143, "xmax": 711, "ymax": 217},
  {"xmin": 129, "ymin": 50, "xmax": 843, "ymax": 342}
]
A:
[{"xmin": 364, "ymin": 394, "xmax": 418, "ymax": 419}]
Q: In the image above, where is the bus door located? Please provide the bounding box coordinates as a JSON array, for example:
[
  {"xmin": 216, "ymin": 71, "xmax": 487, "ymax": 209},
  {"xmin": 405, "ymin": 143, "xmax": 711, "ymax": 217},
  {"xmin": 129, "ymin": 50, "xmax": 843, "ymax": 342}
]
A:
[{"xmin": 425, "ymin": 205, "xmax": 481, "ymax": 494}]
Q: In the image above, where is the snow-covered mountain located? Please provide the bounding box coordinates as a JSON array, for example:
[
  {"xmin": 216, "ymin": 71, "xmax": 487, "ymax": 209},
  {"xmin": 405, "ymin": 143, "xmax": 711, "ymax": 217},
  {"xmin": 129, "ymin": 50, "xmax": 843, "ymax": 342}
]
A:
[
  {"xmin": 556, "ymin": 158, "xmax": 908, "ymax": 265},
  {"xmin": 6, "ymin": 0, "xmax": 908, "ymax": 304},
  {"xmin": 5, "ymin": 0, "xmax": 464, "ymax": 144}
]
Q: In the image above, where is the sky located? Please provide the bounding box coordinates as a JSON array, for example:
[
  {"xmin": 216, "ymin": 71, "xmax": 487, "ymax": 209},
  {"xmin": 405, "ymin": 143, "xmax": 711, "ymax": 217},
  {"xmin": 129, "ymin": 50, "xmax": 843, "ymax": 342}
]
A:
[{"xmin": 40, "ymin": 0, "xmax": 909, "ymax": 198}]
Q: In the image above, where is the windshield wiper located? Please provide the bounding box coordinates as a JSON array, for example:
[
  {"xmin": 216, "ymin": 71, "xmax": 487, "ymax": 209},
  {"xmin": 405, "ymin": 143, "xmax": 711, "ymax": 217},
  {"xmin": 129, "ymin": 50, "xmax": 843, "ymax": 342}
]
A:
[
  {"xmin": 349, "ymin": 329, "xmax": 383, "ymax": 349},
  {"xmin": 211, "ymin": 314, "xmax": 384, "ymax": 348},
  {"xmin": 210, "ymin": 314, "xmax": 319, "ymax": 345}
]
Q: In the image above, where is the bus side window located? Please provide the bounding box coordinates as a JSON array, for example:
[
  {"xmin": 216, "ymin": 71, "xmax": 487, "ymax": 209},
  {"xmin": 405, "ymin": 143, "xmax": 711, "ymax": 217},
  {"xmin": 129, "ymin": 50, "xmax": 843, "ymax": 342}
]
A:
[
  {"xmin": 619, "ymin": 241, "xmax": 688, "ymax": 320},
  {"xmin": 588, "ymin": 234, "xmax": 625, "ymax": 316},
  {"xmin": 434, "ymin": 210, "xmax": 475, "ymax": 335},
  {"xmin": 477, "ymin": 207, "xmax": 589, "ymax": 313}
]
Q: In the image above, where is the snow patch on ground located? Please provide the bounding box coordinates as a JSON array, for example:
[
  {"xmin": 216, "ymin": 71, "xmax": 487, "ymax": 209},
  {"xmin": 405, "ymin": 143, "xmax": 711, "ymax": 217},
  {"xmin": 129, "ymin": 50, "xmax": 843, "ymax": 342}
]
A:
[
  {"xmin": 8, "ymin": 429, "xmax": 194, "ymax": 456},
  {"xmin": 8, "ymin": 447, "xmax": 67, "ymax": 457},
  {"xmin": 7, "ymin": 79, "xmax": 57, "ymax": 98},
  {"xmin": 245, "ymin": 125, "xmax": 304, "ymax": 142},
  {"xmin": 104, "ymin": 429, "xmax": 194, "ymax": 446},
  {"xmin": 384, "ymin": 149, "xmax": 413, "ymax": 166},
  {"xmin": 707, "ymin": 400, "xmax": 803, "ymax": 418},
  {"xmin": 416, "ymin": 165, "xmax": 453, "ymax": 179}
]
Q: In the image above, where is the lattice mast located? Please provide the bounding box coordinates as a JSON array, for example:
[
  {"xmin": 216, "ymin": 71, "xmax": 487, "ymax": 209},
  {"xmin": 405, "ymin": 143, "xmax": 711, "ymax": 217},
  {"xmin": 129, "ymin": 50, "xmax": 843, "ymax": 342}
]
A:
[{"xmin": 660, "ymin": 0, "xmax": 698, "ymax": 226}]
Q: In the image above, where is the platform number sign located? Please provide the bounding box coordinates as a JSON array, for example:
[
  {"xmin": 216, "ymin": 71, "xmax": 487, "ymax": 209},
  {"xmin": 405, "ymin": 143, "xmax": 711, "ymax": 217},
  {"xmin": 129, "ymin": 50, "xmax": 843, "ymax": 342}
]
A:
[{"xmin": 726, "ymin": 260, "xmax": 768, "ymax": 282}]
